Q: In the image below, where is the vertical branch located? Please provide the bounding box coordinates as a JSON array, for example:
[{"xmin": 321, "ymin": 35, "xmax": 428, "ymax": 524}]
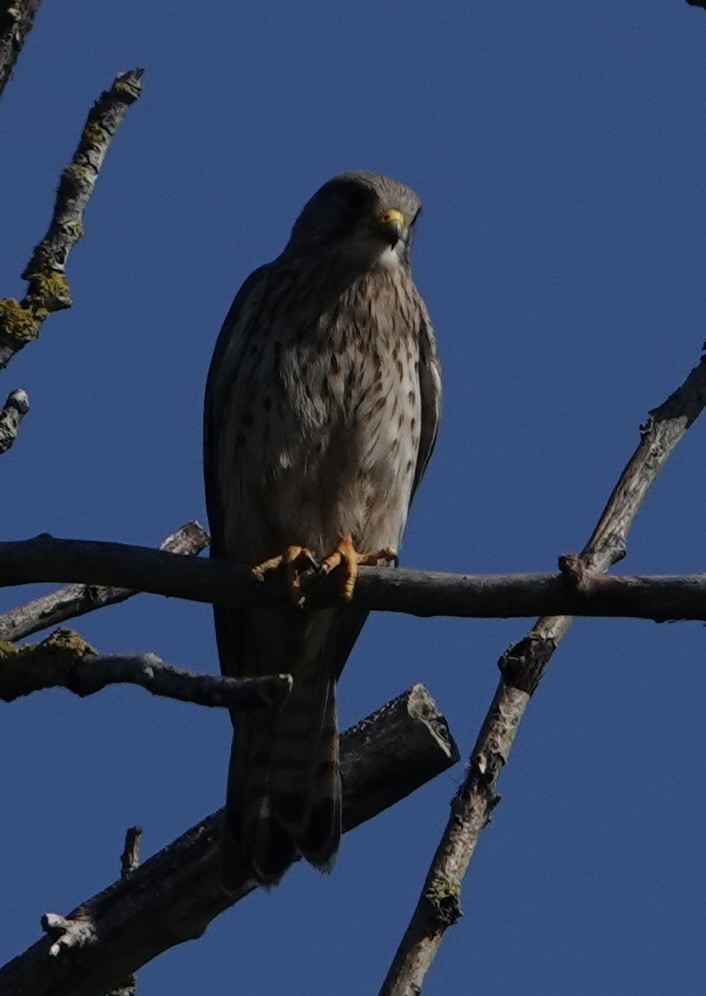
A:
[{"xmin": 107, "ymin": 827, "xmax": 143, "ymax": 996}]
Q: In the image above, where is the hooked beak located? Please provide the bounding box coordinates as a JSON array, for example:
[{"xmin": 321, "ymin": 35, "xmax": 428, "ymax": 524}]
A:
[{"xmin": 377, "ymin": 208, "xmax": 406, "ymax": 247}]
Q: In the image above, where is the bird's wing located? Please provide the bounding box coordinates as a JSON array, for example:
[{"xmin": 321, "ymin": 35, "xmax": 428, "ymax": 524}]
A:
[
  {"xmin": 203, "ymin": 264, "xmax": 270, "ymax": 562},
  {"xmin": 203, "ymin": 262, "xmax": 368, "ymax": 684},
  {"xmin": 411, "ymin": 304, "xmax": 442, "ymax": 500},
  {"xmin": 203, "ymin": 264, "xmax": 271, "ymax": 681}
]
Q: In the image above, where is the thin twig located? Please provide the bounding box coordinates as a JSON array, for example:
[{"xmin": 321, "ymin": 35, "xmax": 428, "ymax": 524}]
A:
[
  {"xmin": 109, "ymin": 828, "xmax": 143, "ymax": 996},
  {"xmin": 379, "ymin": 346, "xmax": 706, "ymax": 994},
  {"xmin": 0, "ymin": 685, "xmax": 459, "ymax": 996},
  {"xmin": 0, "ymin": 67, "xmax": 144, "ymax": 370},
  {"xmin": 0, "ymin": 0, "xmax": 42, "ymax": 98},
  {"xmin": 119, "ymin": 827, "xmax": 143, "ymax": 878},
  {"xmin": 0, "ymin": 626, "xmax": 292, "ymax": 709},
  {"xmin": 1, "ymin": 533, "xmax": 706, "ymax": 620},
  {"xmin": 0, "ymin": 520, "xmax": 209, "ymax": 641},
  {"xmin": 0, "ymin": 387, "xmax": 29, "ymax": 454}
]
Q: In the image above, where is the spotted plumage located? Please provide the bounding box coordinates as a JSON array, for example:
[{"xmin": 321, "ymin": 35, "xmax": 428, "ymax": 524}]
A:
[{"xmin": 204, "ymin": 171, "xmax": 441, "ymax": 887}]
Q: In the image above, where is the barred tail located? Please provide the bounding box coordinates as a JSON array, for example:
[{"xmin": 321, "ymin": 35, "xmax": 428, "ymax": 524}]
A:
[{"xmin": 220, "ymin": 664, "xmax": 341, "ymax": 889}]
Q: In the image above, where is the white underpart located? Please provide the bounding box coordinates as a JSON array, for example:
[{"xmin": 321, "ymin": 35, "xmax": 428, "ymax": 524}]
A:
[{"xmin": 378, "ymin": 243, "xmax": 403, "ymax": 268}]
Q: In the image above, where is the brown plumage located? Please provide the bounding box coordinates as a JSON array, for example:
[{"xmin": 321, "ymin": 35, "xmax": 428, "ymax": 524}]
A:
[{"xmin": 203, "ymin": 171, "xmax": 441, "ymax": 887}]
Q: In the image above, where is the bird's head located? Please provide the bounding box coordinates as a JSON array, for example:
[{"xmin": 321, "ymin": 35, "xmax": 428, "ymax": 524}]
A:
[{"xmin": 286, "ymin": 171, "xmax": 421, "ymax": 269}]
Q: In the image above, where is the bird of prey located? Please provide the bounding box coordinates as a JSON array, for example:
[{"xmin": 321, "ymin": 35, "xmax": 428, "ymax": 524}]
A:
[{"xmin": 203, "ymin": 171, "xmax": 441, "ymax": 888}]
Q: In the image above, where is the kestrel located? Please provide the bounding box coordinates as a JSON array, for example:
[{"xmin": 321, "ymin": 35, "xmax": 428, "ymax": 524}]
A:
[{"xmin": 203, "ymin": 171, "xmax": 441, "ymax": 888}]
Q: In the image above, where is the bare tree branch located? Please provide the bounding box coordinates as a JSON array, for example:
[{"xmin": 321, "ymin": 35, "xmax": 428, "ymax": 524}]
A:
[
  {"xmin": 379, "ymin": 348, "xmax": 706, "ymax": 993},
  {"xmin": 0, "ymin": 521, "xmax": 209, "ymax": 641},
  {"xmin": 0, "ymin": 67, "xmax": 144, "ymax": 370},
  {"xmin": 0, "ymin": 386, "xmax": 29, "ymax": 454},
  {"xmin": 0, "ymin": 626, "xmax": 292, "ymax": 709},
  {"xmin": 0, "ymin": 0, "xmax": 42, "ymax": 98},
  {"xmin": 0, "ymin": 684, "xmax": 459, "ymax": 996},
  {"xmin": 1, "ymin": 532, "xmax": 706, "ymax": 621}
]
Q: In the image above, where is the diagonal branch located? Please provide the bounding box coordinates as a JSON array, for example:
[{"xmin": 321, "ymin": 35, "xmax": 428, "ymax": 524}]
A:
[
  {"xmin": 0, "ymin": 684, "xmax": 459, "ymax": 996},
  {"xmin": 1, "ymin": 533, "xmax": 706, "ymax": 621},
  {"xmin": 0, "ymin": 67, "xmax": 143, "ymax": 370},
  {"xmin": 0, "ymin": 626, "xmax": 292, "ymax": 709},
  {"xmin": 0, "ymin": 0, "xmax": 42, "ymax": 99},
  {"xmin": 0, "ymin": 520, "xmax": 209, "ymax": 641},
  {"xmin": 379, "ymin": 344, "xmax": 706, "ymax": 995}
]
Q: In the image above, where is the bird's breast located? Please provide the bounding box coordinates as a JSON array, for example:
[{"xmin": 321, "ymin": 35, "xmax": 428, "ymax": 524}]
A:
[{"xmin": 223, "ymin": 269, "xmax": 423, "ymax": 560}]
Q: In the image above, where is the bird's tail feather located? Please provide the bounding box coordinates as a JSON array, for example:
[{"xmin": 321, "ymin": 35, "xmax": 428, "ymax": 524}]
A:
[{"xmin": 220, "ymin": 617, "xmax": 342, "ymax": 888}]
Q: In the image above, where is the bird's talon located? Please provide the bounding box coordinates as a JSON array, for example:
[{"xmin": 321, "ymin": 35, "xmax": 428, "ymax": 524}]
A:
[
  {"xmin": 319, "ymin": 540, "xmax": 398, "ymax": 599},
  {"xmin": 251, "ymin": 546, "xmax": 318, "ymax": 604},
  {"xmin": 251, "ymin": 554, "xmax": 284, "ymax": 583}
]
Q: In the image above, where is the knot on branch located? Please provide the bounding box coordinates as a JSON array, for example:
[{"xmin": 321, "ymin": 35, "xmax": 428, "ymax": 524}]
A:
[
  {"xmin": 0, "ymin": 627, "xmax": 96, "ymax": 701},
  {"xmin": 41, "ymin": 912, "xmax": 97, "ymax": 957},
  {"xmin": 0, "ymin": 297, "xmax": 41, "ymax": 343},
  {"xmin": 558, "ymin": 553, "xmax": 596, "ymax": 591},
  {"xmin": 424, "ymin": 874, "xmax": 463, "ymax": 929},
  {"xmin": 498, "ymin": 633, "xmax": 555, "ymax": 694}
]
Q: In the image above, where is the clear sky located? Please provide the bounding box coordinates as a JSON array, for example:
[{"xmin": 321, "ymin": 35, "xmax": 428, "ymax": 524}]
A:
[{"xmin": 2, "ymin": 2, "xmax": 706, "ymax": 993}]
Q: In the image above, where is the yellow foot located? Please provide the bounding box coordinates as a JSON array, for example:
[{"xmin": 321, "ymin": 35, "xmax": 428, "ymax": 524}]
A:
[
  {"xmin": 251, "ymin": 545, "xmax": 318, "ymax": 606},
  {"xmin": 319, "ymin": 537, "xmax": 397, "ymax": 600}
]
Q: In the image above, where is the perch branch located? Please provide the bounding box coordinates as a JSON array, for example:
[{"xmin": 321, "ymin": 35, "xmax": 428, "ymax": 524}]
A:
[
  {"xmin": 0, "ymin": 67, "xmax": 144, "ymax": 370},
  {"xmin": 380, "ymin": 344, "xmax": 706, "ymax": 995},
  {"xmin": 0, "ymin": 684, "xmax": 459, "ymax": 996},
  {"xmin": 0, "ymin": 387, "xmax": 29, "ymax": 454},
  {"xmin": 0, "ymin": 520, "xmax": 209, "ymax": 641},
  {"xmin": 0, "ymin": 0, "xmax": 42, "ymax": 98},
  {"xmin": 0, "ymin": 533, "xmax": 705, "ymax": 620},
  {"xmin": 0, "ymin": 627, "xmax": 292, "ymax": 709}
]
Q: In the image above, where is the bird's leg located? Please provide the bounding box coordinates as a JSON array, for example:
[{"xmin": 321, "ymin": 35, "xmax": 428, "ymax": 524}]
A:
[
  {"xmin": 319, "ymin": 535, "xmax": 397, "ymax": 600},
  {"xmin": 251, "ymin": 545, "xmax": 319, "ymax": 606}
]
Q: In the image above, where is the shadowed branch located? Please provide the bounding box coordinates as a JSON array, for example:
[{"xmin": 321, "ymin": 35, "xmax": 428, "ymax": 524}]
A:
[
  {"xmin": 0, "ymin": 626, "xmax": 292, "ymax": 709},
  {"xmin": 1, "ymin": 532, "xmax": 706, "ymax": 626},
  {"xmin": 0, "ymin": 520, "xmax": 209, "ymax": 641},
  {"xmin": 0, "ymin": 684, "xmax": 459, "ymax": 996}
]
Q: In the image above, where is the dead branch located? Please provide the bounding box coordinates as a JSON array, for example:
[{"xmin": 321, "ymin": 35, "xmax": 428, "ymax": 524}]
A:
[
  {"xmin": 0, "ymin": 626, "xmax": 292, "ymax": 709},
  {"xmin": 0, "ymin": 0, "xmax": 42, "ymax": 98},
  {"xmin": 0, "ymin": 533, "xmax": 706, "ymax": 622},
  {"xmin": 119, "ymin": 827, "xmax": 143, "ymax": 879},
  {"xmin": 109, "ymin": 828, "xmax": 143, "ymax": 996},
  {"xmin": 0, "ymin": 521, "xmax": 209, "ymax": 641},
  {"xmin": 0, "ymin": 684, "xmax": 459, "ymax": 996},
  {"xmin": 379, "ymin": 345, "xmax": 706, "ymax": 995},
  {"xmin": 0, "ymin": 67, "xmax": 143, "ymax": 370},
  {"xmin": 0, "ymin": 387, "xmax": 29, "ymax": 454}
]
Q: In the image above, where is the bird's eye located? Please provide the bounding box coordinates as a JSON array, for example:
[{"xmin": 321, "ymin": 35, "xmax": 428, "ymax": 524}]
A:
[{"xmin": 343, "ymin": 188, "xmax": 369, "ymax": 212}]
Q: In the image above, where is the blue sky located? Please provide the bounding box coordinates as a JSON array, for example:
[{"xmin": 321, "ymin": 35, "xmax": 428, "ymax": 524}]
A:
[{"xmin": 2, "ymin": 1, "xmax": 706, "ymax": 993}]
